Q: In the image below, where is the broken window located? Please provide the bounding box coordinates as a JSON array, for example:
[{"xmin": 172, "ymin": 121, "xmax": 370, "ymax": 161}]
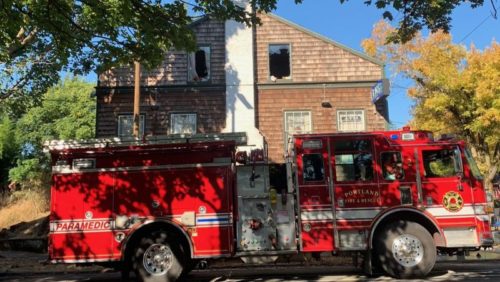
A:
[
  {"xmin": 188, "ymin": 46, "xmax": 210, "ymax": 82},
  {"xmin": 269, "ymin": 44, "xmax": 291, "ymax": 80}
]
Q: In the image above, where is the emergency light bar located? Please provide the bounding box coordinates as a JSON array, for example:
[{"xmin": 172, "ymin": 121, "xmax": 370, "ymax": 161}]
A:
[
  {"xmin": 302, "ymin": 140, "xmax": 323, "ymax": 149},
  {"xmin": 401, "ymin": 133, "xmax": 415, "ymax": 141}
]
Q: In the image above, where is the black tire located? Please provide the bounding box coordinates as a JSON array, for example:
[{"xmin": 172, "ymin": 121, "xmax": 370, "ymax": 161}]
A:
[
  {"xmin": 131, "ymin": 230, "xmax": 185, "ymax": 282},
  {"xmin": 374, "ymin": 220, "xmax": 436, "ymax": 278}
]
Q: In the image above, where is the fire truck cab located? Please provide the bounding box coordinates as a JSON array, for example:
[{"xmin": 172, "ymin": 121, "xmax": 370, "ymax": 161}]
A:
[
  {"xmin": 291, "ymin": 128, "xmax": 492, "ymax": 277},
  {"xmin": 47, "ymin": 128, "xmax": 493, "ymax": 281}
]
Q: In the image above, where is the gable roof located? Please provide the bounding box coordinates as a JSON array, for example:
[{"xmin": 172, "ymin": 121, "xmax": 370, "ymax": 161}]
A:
[{"xmin": 266, "ymin": 13, "xmax": 384, "ymax": 66}]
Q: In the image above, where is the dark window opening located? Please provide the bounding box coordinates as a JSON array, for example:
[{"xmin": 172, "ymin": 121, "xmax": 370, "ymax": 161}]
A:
[
  {"xmin": 269, "ymin": 44, "xmax": 291, "ymax": 79},
  {"xmin": 195, "ymin": 50, "xmax": 208, "ymax": 78},
  {"xmin": 189, "ymin": 46, "xmax": 210, "ymax": 82}
]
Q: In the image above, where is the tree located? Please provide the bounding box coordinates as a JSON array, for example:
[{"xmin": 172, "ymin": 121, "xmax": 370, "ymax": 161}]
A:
[
  {"xmin": 8, "ymin": 77, "xmax": 96, "ymax": 186},
  {"xmin": 354, "ymin": 0, "xmax": 494, "ymax": 43},
  {"xmin": 0, "ymin": 113, "xmax": 17, "ymax": 190},
  {"xmin": 362, "ymin": 20, "xmax": 500, "ymax": 190},
  {"xmin": 1, "ymin": 0, "xmax": 493, "ymax": 104}
]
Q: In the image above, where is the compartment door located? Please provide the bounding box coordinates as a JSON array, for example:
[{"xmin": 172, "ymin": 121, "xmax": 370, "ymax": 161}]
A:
[{"xmin": 297, "ymin": 138, "xmax": 336, "ymax": 252}]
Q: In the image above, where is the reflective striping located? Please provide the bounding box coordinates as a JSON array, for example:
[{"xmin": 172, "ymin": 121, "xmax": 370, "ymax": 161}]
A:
[
  {"xmin": 300, "ymin": 210, "xmax": 334, "ymax": 221},
  {"xmin": 196, "ymin": 214, "xmax": 232, "ymax": 226},
  {"xmin": 50, "ymin": 213, "xmax": 233, "ymax": 234},
  {"xmin": 50, "ymin": 257, "xmax": 118, "ymax": 263},
  {"xmin": 302, "ymin": 208, "xmax": 385, "ymax": 221},
  {"xmin": 335, "ymin": 208, "xmax": 381, "ymax": 220},
  {"xmin": 425, "ymin": 206, "xmax": 475, "ymax": 217}
]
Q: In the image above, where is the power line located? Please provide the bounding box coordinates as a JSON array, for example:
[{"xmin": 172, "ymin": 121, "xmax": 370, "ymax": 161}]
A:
[{"xmin": 459, "ymin": 14, "xmax": 492, "ymax": 43}]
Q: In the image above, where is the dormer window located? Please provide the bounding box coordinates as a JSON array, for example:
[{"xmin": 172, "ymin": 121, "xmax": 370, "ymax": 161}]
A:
[
  {"xmin": 269, "ymin": 44, "xmax": 291, "ymax": 80},
  {"xmin": 188, "ymin": 46, "xmax": 210, "ymax": 82}
]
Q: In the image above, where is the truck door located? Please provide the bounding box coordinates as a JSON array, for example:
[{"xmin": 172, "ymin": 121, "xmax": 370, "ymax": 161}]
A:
[
  {"xmin": 296, "ymin": 137, "xmax": 336, "ymax": 252},
  {"xmin": 330, "ymin": 137, "xmax": 378, "ymax": 251},
  {"xmin": 417, "ymin": 146, "xmax": 476, "ymax": 246}
]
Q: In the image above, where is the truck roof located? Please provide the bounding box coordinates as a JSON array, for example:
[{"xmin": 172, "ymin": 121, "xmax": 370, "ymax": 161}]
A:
[{"xmin": 293, "ymin": 128, "xmax": 462, "ymax": 146}]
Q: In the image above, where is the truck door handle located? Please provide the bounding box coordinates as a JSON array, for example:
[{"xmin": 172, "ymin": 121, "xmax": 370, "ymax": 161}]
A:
[{"xmin": 457, "ymin": 175, "xmax": 463, "ymax": 191}]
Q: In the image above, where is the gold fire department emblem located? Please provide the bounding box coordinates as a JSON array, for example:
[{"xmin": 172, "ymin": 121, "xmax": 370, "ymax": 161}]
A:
[{"xmin": 442, "ymin": 191, "xmax": 464, "ymax": 212}]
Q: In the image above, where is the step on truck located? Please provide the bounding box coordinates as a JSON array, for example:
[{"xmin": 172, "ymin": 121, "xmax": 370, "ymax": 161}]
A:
[{"xmin": 46, "ymin": 128, "xmax": 493, "ymax": 281}]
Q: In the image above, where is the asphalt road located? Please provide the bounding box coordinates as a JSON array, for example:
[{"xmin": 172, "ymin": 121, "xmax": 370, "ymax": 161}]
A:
[{"xmin": 1, "ymin": 260, "xmax": 500, "ymax": 282}]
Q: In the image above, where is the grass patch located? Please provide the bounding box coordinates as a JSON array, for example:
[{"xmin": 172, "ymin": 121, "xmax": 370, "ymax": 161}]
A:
[{"xmin": 0, "ymin": 188, "xmax": 50, "ymax": 231}]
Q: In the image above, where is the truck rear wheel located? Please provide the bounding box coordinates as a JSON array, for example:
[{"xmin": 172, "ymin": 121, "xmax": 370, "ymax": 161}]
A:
[
  {"xmin": 374, "ymin": 221, "xmax": 436, "ymax": 278},
  {"xmin": 131, "ymin": 230, "xmax": 185, "ymax": 282}
]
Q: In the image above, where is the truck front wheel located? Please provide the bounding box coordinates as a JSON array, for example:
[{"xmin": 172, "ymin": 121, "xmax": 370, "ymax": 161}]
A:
[
  {"xmin": 131, "ymin": 230, "xmax": 185, "ymax": 282},
  {"xmin": 374, "ymin": 221, "xmax": 436, "ymax": 278}
]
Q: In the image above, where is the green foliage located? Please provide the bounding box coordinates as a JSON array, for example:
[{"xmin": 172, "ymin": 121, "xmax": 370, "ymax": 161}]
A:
[
  {"xmin": 363, "ymin": 20, "xmax": 500, "ymax": 189},
  {"xmin": 0, "ymin": 113, "xmax": 17, "ymax": 188},
  {"xmin": 0, "ymin": 0, "xmax": 283, "ymax": 103},
  {"xmin": 8, "ymin": 77, "xmax": 96, "ymax": 185},
  {"xmin": 8, "ymin": 158, "xmax": 48, "ymax": 185},
  {"xmin": 360, "ymin": 0, "xmax": 486, "ymax": 43},
  {"xmin": 428, "ymin": 160, "xmax": 455, "ymax": 177},
  {"xmin": 0, "ymin": 0, "xmax": 487, "ymax": 105}
]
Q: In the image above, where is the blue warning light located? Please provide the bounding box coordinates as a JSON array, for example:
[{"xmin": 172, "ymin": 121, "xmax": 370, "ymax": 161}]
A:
[{"xmin": 390, "ymin": 134, "xmax": 399, "ymax": 140}]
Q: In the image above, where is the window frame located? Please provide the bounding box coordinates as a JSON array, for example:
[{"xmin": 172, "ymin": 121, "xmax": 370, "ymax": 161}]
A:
[
  {"xmin": 117, "ymin": 114, "xmax": 145, "ymax": 137},
  {"xmin": 187, "ymin": 45, "xmax": 211, "ymax": 83},
  {"xmin": 268, "ymin": 43, "xmax": 292, "ymax": 81},
  {"xmin": 170, "ymin": 112, "xmax": 197, "ymax": 135},
  {"xmin": 337, "ymin": 109, "xmax": 366, "ymax": 132}
]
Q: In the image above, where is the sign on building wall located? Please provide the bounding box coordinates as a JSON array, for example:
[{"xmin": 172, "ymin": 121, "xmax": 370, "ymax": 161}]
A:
[{"xmin": 371, "ymin": 79, "xmax": 390, "ymax": 103}]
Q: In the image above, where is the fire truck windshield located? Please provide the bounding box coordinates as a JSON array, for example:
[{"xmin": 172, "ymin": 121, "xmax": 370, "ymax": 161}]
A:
[{"xmin": 464, "ymin": 147, "xmax": 483, "ymax": 179}]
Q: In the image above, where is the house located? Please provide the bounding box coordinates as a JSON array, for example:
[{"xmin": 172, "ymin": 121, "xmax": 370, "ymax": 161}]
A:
[{"xmin": 96, "ymin": 11, "xmax": 389, "ymax": 163}]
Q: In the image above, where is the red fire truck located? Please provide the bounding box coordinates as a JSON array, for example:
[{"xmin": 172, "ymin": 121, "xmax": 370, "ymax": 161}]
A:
[{"xmin": 46, "ymin": 128, "xmax": 493, "ymax": 281}]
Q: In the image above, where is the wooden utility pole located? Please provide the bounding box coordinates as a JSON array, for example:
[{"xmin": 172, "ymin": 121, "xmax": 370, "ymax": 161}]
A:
[{"xmin": 133, "ymin": 61, "xmax": 141, "ymax": 137}]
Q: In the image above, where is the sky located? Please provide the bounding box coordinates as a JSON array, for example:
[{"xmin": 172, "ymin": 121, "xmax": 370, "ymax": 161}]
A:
[{"xmin": 273, "ymin": 0, "xmax": 500, "ymax": 127}]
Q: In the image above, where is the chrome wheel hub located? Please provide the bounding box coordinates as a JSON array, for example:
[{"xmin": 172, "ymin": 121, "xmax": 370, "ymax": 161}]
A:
[
  {"xmin": 392, "ymin": 234, "xmax": 424, "ymax": 267},
  {"xmin": 143, "ymin": 243, "xmax": 173, "ymax": 275}
]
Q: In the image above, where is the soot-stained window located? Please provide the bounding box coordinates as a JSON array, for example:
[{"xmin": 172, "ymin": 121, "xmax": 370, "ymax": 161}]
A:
[{"xmin": 269, "ymin": 44, "xmax": 291, "ymax": 80}]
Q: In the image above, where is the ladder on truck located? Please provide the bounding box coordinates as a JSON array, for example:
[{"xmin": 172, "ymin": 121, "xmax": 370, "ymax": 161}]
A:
[{"xmin": 44, "ymin": 132, "xmax": 248, "ymax": 151}]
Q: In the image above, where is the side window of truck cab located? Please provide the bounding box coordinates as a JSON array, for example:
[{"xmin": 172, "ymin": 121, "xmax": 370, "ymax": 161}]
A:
[
  {"xmin": 333, "ymin": 139, "xmax": 373, "ymax": 182},
  {"xmin": 302, "ymin": 153, "xmax": 324, "ymax": 181},
  {"xmin": 381, "ymin": 152, "xmax": 404, "ymax": 181},
  {"xmin": 422, "ymin": 148, "xmax": 462, "ymax": 178}
]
